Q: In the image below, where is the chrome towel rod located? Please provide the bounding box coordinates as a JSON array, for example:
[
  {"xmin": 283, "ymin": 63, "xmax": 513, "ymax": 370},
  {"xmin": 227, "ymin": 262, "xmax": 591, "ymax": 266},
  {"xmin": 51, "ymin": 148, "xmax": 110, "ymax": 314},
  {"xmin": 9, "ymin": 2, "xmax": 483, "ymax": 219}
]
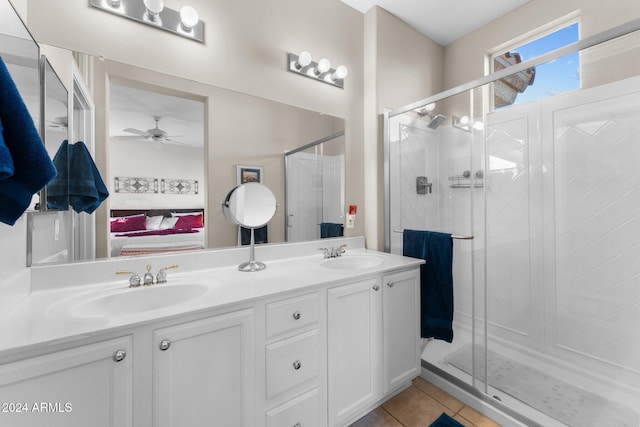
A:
[{"xmin": 393, "ymin": 229, "xmax": 474, "ymax": 240}]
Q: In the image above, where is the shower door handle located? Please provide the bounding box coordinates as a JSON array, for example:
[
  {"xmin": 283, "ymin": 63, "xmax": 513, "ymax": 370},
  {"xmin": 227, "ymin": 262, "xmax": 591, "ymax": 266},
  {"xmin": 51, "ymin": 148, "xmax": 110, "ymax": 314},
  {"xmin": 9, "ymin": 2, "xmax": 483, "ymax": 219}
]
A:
[{"xmin": 287, "ymin": 214, "xmax": 294, "ymax": 228}]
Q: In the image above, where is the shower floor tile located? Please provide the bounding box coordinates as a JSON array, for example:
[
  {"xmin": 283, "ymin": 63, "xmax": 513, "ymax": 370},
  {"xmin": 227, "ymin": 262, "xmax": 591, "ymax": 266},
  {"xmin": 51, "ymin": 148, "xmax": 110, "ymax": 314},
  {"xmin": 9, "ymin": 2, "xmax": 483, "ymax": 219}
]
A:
[{"xmin": 350, "ymin": 377, "xmax": 501, "ymax": 427}]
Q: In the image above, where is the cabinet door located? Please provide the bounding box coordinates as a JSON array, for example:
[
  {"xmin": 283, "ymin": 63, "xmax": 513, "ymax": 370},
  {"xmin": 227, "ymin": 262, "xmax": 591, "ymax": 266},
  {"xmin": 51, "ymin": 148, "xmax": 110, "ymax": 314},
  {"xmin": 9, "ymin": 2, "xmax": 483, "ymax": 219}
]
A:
[
  {"xmin": 0, "ymin": 336, "xmax": 133, "ymax": 427},
  {"xmin": 383, "ymin": 269, "xmax": 420, "ymax": 394},
  {"xmin": 153, "ymin": 309, "xmax": 254, "ymax": 427},
  {"xmin": 327, "ymin": 278, "xmax": 381, "ymax": 426}
]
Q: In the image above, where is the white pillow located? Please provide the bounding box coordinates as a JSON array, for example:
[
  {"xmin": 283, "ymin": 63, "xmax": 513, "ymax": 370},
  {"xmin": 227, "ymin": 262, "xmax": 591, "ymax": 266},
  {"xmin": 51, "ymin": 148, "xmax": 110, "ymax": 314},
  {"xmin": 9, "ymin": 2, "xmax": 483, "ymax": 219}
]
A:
[
  {"xmin": 146, "ymin": 215, "xmax": 164, "ymax": 230},
  {"xmin": 159, "ymin": 217, "xmax": 179, "ymax": 229}
]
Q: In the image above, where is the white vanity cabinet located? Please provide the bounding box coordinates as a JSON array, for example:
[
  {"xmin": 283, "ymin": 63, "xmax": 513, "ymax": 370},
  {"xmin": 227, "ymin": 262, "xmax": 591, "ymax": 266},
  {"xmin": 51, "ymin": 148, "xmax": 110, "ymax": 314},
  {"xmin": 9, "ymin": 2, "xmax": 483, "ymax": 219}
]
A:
[
  {"xmin": 263, "ymin": 291, "xmax": 325, "ymax": 427},
  {"xmin": 327, "ymin": 268, "xmax": 420, "ymax": 426},
  {"xmin": 152, "ymin": 308, "xmax": 255, "ymax": 427},
  {"xmin": 0, "ymin": 336, "xmax": 133, "ymax": 427},
  {"xmin": 382, "ymin": 269, "xmax": 421, "ymax": 394}
]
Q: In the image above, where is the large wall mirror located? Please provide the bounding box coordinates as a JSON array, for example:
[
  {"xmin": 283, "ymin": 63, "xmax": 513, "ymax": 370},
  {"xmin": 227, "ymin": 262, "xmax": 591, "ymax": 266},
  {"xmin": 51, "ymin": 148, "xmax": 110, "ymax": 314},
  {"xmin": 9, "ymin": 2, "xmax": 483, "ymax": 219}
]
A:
[
  {"xmin": 74, "ymin": 53, "xmax": 344, "ymax": 261},
  {"xmin": 3, "ymin": 0, "xmax": 346, "ymax": 265}
]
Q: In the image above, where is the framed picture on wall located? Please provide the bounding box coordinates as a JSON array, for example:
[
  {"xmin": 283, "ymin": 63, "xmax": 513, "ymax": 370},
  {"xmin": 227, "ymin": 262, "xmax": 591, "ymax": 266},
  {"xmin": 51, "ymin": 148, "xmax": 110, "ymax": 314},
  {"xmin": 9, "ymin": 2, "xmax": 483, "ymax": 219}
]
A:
[{"xmin": 236, "ymin": 165, "xmax": 263, "ymax": 184}]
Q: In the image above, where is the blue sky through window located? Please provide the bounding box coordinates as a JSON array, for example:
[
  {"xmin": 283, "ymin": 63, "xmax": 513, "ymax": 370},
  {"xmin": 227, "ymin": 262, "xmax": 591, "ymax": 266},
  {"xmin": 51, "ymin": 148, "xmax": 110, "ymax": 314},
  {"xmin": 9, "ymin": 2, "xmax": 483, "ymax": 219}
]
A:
[{"xmin": 500, "ymin": 23, "xmax": 580, "ymax": 105}]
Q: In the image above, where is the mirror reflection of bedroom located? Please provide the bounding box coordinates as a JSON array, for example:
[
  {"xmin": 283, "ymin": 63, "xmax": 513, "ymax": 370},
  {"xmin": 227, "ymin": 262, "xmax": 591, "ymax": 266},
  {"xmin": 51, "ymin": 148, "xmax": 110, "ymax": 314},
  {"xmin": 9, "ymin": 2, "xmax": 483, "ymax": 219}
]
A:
[{"xmin": 108, "ymin": 82, "xmax": 205, "ymax": 257}]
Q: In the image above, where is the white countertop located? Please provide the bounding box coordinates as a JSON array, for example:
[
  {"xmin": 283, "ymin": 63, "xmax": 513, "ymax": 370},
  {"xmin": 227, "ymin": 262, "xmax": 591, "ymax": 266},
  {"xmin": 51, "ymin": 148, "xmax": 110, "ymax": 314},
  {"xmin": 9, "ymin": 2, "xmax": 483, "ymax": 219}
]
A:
[{"xmin": 0, "ymin": 237, "xmax": 423, "ymax": 359}]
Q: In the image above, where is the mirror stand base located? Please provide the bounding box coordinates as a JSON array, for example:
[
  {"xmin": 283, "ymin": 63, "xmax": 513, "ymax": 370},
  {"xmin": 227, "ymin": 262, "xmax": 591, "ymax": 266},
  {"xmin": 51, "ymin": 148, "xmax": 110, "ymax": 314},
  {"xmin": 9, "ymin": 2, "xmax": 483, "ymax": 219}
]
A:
[{"xmin": 238, "ymin": 260, "xmax": 267, "ymax": 272}]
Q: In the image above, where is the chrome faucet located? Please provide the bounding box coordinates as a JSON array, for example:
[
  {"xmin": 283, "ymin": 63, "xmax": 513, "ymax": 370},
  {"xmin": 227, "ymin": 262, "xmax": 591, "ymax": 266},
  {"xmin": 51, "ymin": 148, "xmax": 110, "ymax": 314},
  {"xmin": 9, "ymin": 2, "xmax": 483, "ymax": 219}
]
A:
[
  {"xmin": 156, "ymin": 264, "xmax": 179, "ymax": 284},
  {"xmin": 319, "ymin": 244, "xmax": 347, "ymax": 259},
  {"xmin": 116, "ymin": 270, "xmax": 142, "ymax": 288},
  {"xmin": 143, "ymin": 264, "xmax": 154, "ymax": 286}
]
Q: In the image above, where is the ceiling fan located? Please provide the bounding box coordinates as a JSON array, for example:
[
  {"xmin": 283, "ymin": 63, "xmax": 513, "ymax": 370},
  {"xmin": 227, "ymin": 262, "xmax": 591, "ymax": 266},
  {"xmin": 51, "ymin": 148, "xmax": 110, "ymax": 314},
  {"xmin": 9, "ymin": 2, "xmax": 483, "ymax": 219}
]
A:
[{"xmin": 119, "ymin": 116, "xmax": 184, "ymax": 143}]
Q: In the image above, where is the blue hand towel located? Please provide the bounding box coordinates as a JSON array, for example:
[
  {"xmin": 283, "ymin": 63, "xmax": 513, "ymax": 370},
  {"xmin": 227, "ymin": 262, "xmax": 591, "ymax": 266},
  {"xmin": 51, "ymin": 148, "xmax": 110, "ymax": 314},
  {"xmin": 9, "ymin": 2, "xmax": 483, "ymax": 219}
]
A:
[
  {"xmin": 241, "ymin": 225, "xmax": 268, "ymax": 245},
  {"xmin": 0, "ymin": 117, "xmax": 15, "ymax": 180},
  {"xmin": 0, "ymin": 56, "xmax": 57, "ymax": 225},
  {"xmin": 403, "ymin": 229, "xmax": 454, "ymax": 343},
  {"xmin": 68, "ymin": 141, "xmax": 109, "ymax": 214},
  {"xmin": 320, "ymin": 222, "xmax": 344, "ymax": 238},
  {"xmin": 46, "ymin": 140, "xmax": 70, "ymax": 210}
]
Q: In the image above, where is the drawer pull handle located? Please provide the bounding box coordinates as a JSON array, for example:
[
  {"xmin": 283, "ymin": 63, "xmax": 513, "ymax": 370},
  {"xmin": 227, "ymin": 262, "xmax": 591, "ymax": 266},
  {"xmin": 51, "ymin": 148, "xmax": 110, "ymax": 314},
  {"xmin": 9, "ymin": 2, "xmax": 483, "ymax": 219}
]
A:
[
  {"xmin": 159, "ymin": 340, "xmax": 172, "ymax": 351},
  {"xmin": 373, "ymin": 284, "xmax": 380, "ymax": 291},
  {"xmin": 292, "ymin": 311, "xmax": 301, "ymax": 320},
  {"xmin": 387, "ymin": 281, "xmax": 395, "ymax": 288},
  {"xmin": 292, "ymin": 360, "xmax": 302, "ymax": 370},
  {"xmin": 294, "ymin": 423, "xmax": 302, "ymax": 427},
  {"xmin": 112, "ymin": 350, "xmax": 127, "ymax": 362}
]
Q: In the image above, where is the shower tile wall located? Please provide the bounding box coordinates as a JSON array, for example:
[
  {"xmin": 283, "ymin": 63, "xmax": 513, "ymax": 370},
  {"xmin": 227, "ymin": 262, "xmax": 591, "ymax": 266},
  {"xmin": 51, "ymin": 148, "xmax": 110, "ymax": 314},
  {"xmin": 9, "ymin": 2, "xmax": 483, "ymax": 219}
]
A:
[
  {"xmin": 484, "ymin": 112, "xmax": 534, "ymax": 343},
  {"xmin": 551, "ymin": 84, "xmax": 640, "ymax": 387}
]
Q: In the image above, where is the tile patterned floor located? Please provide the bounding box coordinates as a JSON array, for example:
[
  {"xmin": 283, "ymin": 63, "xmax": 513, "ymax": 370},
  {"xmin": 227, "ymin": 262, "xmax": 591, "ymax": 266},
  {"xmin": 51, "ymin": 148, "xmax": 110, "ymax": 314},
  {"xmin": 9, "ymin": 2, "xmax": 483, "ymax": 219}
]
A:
[{"xmin": 350, "ymin": 377, "xmax": 501, "ymax": 427}]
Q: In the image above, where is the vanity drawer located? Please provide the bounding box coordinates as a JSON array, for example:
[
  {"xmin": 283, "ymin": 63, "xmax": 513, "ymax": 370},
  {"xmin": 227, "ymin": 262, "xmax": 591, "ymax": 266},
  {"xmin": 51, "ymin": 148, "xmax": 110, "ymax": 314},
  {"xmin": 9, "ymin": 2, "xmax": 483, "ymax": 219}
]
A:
[
  {"xmin": 266, "ymin": 329, "xmax": 319, "ymax": 398},
  {"xmin": 266, "ymin": 292, "xmax": 319, "ymax": 338},
  {"xmin": 266, "ymin": 387, "xmax": 320, "ymax": 427}
]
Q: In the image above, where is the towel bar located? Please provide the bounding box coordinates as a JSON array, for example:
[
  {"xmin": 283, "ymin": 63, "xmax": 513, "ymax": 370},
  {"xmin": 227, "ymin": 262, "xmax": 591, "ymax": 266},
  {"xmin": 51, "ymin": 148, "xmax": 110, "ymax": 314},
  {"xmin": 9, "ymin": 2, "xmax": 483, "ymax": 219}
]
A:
[{"xmin": 393, "ymin": 229, "xmax": 474, "ymax": 240}]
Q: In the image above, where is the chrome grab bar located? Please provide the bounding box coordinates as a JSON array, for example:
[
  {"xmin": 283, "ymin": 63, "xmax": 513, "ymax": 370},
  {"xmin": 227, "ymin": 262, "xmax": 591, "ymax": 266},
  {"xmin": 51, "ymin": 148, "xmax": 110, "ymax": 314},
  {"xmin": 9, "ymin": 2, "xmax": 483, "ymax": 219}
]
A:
[{"xmin": 392, "ymin": 229, "xmax": 473, "ymax": 240}]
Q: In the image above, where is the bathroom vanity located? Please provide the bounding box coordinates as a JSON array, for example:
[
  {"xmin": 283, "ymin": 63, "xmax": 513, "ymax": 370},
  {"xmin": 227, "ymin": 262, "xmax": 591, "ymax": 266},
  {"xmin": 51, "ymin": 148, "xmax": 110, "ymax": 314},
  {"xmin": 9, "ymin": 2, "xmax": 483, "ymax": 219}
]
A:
[{"xmin": 0, "ymin": 237, "xmax": 422, "ymax": 427}]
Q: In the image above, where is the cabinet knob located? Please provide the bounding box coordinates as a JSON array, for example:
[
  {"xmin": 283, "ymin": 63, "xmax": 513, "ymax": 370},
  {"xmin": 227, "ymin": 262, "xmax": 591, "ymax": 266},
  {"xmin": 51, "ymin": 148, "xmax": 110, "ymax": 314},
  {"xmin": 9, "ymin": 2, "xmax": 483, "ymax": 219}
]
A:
[
  {"xmin": 292, "ymin": 311, "xmax": 301, "ymax": 320},
  {"xmin": 112, "ymin": 349, "xmax": 127, "ymax": 362},
  {"xmin": 372, "ymin": 284, "xmax": 380, "ymax": 291},
  {"xmin": 159, "ymin": 339, "xmax": 172, "ymax": 351},
  {"xmin": 387, "ymin": 281, "xmax": 395, "ymax": 288},
  {"xmin": 292, "ymin": 360, "xmax": 302, "ymax": 370},
  {"xmin": 294, "ymin": 423, "xmax": 302, "ymax": 427}
]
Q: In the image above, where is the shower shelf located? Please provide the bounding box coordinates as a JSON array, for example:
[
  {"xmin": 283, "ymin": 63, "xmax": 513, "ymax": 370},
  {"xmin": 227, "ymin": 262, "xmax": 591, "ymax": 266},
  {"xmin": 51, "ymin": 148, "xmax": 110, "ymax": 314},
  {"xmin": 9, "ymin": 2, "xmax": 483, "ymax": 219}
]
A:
[{"xmin": 448, "ymin": 174, "xmax": 483, "ymax": 189}]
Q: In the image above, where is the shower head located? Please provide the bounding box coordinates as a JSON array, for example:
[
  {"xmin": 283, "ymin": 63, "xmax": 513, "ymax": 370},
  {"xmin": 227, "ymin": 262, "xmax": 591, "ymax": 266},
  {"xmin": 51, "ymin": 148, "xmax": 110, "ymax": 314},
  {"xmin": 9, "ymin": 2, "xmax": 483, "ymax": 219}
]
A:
[{"xmin": 428, "ymin": 114, "xmax": 447, "ymax": 129}]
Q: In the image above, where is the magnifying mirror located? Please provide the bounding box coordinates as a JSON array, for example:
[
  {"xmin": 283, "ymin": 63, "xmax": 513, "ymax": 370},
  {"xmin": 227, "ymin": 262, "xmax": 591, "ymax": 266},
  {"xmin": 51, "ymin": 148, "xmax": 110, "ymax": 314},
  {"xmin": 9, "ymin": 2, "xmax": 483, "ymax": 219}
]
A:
[{"xmin": 222, "ymin": 182, "xmax": 277, "ymax": 271}]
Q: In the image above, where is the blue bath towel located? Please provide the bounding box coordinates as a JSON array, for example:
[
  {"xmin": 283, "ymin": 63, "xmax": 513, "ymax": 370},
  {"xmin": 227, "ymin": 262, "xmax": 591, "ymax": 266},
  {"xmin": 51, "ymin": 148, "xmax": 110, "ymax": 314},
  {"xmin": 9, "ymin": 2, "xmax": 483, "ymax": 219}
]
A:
[
  {"xmin": 320, "ymin": 222, "xmax": 344, "ymax": 238},
  {"xmin": 403, "ymin": 229, "xmax": 454, "ymax": 342},
  {"xmin": 0, "ymin": 117, "xmax": 15, "ymax": 180},
  {"xmin": 68, "ymin": 141, "xmax": 109, "ymax": 213},
  {"xmin": 0, "ymin": 56, "xmax": 57, "ymax": 225},
  {"xmin": 241, "ymin": 225, "xmax": 268, "ymax": 245},
  {"xmin": 46, "ymin": 140, "xmax": 70, "ymax": 210}
]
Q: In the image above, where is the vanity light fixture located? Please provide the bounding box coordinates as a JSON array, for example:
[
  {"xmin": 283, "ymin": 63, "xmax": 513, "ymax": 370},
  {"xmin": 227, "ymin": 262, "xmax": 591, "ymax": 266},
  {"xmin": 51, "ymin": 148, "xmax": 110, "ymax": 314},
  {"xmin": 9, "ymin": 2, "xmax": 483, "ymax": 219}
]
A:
[
  {"xmin": 287, "ymin": 51, "xmax": 348, "ymax": 89},
  {"xmin": 453, "ymin": 115, "xmax": 484, "ymax": 132},
  {"xmin": 90, "ymin": 0, "xmax": 204, "ymax": 43},
  {"xmin": 143, "ymin": 0, "xmax": 163, "ymax": 23}
]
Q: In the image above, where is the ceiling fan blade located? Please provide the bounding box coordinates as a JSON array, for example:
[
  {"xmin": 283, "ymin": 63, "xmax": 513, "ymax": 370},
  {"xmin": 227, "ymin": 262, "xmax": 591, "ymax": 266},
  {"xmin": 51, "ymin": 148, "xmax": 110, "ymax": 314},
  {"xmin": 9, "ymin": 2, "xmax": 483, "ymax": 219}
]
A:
[
  {"xmin": 112, "ymin": 135, "xmax": 148, "ymax": 140},
  {"xmin": 123, "ymin": 128, "xmax": 150, "ymax": 136}
]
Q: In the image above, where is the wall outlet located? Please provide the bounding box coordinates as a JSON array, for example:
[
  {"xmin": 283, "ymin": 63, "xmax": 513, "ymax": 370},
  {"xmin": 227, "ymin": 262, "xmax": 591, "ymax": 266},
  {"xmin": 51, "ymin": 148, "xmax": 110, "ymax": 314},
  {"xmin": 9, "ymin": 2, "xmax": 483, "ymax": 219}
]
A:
[{"xmin": 346, "ymin": 214, "xmax": 355, "ymax": 229}]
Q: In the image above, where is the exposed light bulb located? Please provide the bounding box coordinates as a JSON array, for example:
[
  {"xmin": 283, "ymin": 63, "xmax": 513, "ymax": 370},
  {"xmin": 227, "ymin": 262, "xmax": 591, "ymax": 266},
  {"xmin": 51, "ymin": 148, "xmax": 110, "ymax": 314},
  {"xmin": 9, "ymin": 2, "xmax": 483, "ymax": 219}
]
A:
[
  {"xmin": 296, "ymin": 51, "xmax": 312, "ymax": 69},
  {"xmin": 332, "ymin": 65, "xmax": 348, "ymax": 80},
  {"xmin": 459, "ymin": 116, "xmax": 470, "ymax": 125},
  {"xmin": 180, "ymin": 5, "xmax": 199, "ymax": 30},
  {"xmin": 143, "ymin": 0, "xmax": 163, "ymax": 21},
  {"xmin": 473, "ymin": 121, "xmax": 484, "ymax": 131},
  {"xmin": 315, "ymin": 58, "xmax": 331, "ymax": 75}
]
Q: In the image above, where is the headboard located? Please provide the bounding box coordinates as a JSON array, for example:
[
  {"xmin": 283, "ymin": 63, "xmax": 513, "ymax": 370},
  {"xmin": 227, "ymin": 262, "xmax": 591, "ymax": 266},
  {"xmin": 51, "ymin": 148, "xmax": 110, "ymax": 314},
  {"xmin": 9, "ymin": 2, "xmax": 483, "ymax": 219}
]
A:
[{"xmin": 110, "ymin": 208, "xmax": 205, "ymax": 224}]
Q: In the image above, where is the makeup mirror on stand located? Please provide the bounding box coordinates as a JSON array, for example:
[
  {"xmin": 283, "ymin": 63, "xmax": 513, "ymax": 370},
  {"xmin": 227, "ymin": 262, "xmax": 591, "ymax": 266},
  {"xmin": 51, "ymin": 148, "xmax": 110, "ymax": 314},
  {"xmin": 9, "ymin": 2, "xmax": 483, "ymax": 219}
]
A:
[{"xmin": 222, "ymin": 182, "xmax": 277, "ymax": 271}]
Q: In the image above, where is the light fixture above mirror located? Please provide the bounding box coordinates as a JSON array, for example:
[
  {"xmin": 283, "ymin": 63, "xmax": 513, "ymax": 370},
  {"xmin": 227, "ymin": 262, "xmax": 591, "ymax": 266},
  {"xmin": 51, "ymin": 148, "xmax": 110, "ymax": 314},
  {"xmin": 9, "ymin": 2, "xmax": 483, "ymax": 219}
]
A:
[
  {"xmin": 89, "ymin": 0, "xmax": 204, "ymax": 42},
  {"xmin": 288, "ymin": 51, "xmax": 348, "ymax": 89}
]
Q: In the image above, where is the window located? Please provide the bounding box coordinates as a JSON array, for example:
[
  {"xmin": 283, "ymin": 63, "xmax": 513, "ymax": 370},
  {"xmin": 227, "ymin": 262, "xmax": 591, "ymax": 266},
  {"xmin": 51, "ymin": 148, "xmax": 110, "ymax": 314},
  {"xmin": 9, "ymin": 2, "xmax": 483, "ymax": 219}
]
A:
[{"xmin": 491, "ymin": 22, "xmax": 580, "ymax": 108}]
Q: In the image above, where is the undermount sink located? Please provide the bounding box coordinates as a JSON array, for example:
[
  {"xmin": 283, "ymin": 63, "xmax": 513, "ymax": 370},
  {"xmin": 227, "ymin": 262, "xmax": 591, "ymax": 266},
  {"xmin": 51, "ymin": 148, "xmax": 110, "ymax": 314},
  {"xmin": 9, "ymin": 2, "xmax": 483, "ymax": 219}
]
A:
[
  {"xmin": 320, "ymin": 254, "xmax": 387, "ymax": 269},
  {"xmin": 67, "ymin": 283, "xmax": 211, "ymax": 319}
]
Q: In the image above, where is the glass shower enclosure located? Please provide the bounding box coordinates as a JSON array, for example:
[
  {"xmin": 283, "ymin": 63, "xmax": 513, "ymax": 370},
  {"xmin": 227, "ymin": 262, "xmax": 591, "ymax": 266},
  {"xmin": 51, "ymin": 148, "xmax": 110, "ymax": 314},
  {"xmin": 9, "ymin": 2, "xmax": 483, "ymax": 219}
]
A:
[{"xmin": 385, "ymin": 19, "xmax": 640, "ymax": 427}]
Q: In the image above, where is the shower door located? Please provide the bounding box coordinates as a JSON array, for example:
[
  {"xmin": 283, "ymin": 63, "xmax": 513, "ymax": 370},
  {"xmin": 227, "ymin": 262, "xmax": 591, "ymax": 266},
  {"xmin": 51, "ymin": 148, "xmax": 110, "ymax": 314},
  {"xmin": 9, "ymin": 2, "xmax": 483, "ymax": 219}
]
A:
[{"xmin": 285, "ymin": 133, "xmax": 345, "ymax": 242}]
